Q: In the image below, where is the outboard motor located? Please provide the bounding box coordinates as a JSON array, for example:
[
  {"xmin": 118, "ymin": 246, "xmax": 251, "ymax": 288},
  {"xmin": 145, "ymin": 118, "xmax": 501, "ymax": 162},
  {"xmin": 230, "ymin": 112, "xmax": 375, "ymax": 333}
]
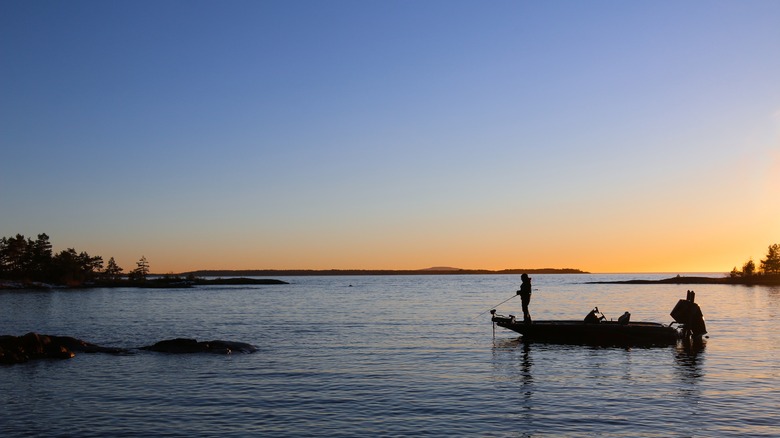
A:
[{"xmin": 670, "ymin": 290, "xmax": 707, "ymax": 337}]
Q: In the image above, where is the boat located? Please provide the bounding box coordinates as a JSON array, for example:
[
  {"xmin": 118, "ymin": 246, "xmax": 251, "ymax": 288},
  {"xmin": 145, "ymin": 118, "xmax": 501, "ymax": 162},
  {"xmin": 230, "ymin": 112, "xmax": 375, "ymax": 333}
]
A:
[{"xmin": 490, "ymin": 290, "xmax": 707, "ymax": 346}]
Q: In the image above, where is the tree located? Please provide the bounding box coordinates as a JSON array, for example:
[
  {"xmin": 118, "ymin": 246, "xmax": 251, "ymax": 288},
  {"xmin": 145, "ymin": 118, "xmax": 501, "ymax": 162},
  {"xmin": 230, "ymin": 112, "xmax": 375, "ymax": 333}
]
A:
[
  {"xmin": 129, "ymin": 256, "xmax": 150, "ymax": 281},
  {"xmin": 52, "ymin": 248, "xmax": 82, "ymax": 285},
  {"xmin": 2, "ymin": 234, "xmax": 30, "ymax": 279},
  {"xmin": 103, "ymin": 257, "xmax": 124, "ymax": 281},
  {"xmin": 80, "ymin": 251, "xmax": 104, "ymax": 276},
  {"xmin": 742, "ymin": 258, "xmax": 756, "ymax": 276},
  {"xmin": 51, "ymin": 248, "xmax": 103, "ymax": 286},
  {"xmin": 760, "ymin": 244, "xmax": 780, "ymax": 274},
  {"xmin": 0, "ymin": 236, "xmax": 9, "ymax": 277},
  {"xmin": 29, "ymin": 233, "xmax": 53, "ymax": 280},
  {"xmin": 730, "ymin": 258, "xmax": 756, "ymax": 277}
]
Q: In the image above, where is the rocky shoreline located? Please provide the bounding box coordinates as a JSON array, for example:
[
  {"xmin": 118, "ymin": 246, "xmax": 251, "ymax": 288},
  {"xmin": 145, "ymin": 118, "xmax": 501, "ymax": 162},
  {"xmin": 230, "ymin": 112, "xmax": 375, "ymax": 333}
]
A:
[{"xmin": 0, "ymin": 332, "xmax": 258, "ymax": 365}]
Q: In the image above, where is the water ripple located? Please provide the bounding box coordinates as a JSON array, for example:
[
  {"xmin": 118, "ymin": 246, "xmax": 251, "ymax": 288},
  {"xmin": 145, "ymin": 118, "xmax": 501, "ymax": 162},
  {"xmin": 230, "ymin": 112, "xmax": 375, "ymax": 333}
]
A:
[{"xmin": 2, "ymin": 275, "xmax": 779, "ymax": 436}]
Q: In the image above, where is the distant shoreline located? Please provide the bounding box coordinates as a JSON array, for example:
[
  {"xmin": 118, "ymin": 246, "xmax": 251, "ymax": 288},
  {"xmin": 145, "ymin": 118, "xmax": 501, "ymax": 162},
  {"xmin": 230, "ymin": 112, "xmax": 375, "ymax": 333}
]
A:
[
  {"xmin": 588, "ymin": 274, "xmax": 780, "ymax": 286},
  {"xmin": 180, "ymin": 268, "xmax": 589, "ymax": 277},
  {"xmin": 0, "ymin": 277, "xmax": 288, "ymax": 290}
]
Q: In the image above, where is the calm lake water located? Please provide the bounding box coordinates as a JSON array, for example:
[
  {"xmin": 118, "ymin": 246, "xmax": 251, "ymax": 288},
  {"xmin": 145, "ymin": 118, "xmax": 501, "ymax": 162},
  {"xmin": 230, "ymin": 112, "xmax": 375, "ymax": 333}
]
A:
[{"xmin": 1, "ymin": 274, "xmax": 779, "ymax": 437}]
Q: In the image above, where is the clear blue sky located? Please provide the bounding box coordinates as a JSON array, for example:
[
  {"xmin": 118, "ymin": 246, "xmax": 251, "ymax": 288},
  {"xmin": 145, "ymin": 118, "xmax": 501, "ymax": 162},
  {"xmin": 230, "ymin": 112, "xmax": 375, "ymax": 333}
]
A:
[{"xmin": 2, "ymin": 0, "xmax": 779, "ymax": 273}]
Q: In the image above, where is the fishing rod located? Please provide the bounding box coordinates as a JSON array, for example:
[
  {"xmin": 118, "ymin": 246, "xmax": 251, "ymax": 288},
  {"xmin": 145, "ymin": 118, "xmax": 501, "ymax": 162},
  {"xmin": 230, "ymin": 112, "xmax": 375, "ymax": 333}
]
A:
[
  {"xmin": 475, "ymin": 288, "xmax": 540, "ymax": 319},
  {"xmin": 475, "ymin": 294, "xmax": 518, "ymax": 318}
]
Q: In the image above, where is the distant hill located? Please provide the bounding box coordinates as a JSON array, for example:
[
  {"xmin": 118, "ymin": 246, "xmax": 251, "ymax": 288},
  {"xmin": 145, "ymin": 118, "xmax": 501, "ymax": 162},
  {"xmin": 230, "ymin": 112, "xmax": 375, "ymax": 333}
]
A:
[
  {"xmin": 180, "ymin": 268, "xmax": 589, "ymax": 277},
  {"xmin": 421, "ymin": 266, "xmax": 462, "ymax": 271}
]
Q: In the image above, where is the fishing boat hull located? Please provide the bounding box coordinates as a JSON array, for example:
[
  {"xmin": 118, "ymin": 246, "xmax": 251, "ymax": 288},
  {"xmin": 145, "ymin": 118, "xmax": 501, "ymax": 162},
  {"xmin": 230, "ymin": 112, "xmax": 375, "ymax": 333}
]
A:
[
  {"xmin": 490, "ymin": 290, "xmax": 706, "ymax": 347},
  {"xmin": 491, "ymin": 317, "xmax": 679, "ymax": 346}
]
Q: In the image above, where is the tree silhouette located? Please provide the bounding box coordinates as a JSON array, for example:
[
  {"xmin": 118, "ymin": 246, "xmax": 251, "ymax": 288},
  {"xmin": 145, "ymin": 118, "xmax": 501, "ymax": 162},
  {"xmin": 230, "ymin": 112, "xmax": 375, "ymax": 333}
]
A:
[
  {"xmin": 742, "ymin": 258, "xmax": 756, "ymax": 276},
  {"xmin": 2, "ymin": 234, "xmax": 30, "ymax": 279},
  {"xmin": 51, "ymin": 248, "xmax": 103, "ymax": 286},
  {"xmin": 0, "ymin": 234, "xmax": 53, "ymax": 281},
  {"xmin": 34, "ymin": 234, "xmax": 52, "ymax": 277},
  {"xmin": 760, "ymin": 244, "xmax": 780, "ymax": 274},
  {"xmin": 129, "ymin": 256, "xmax": 150, "ymax": 281},
  {"xmin": 103, "ymin": 257, "xmax": 124, "ymax": 281}
]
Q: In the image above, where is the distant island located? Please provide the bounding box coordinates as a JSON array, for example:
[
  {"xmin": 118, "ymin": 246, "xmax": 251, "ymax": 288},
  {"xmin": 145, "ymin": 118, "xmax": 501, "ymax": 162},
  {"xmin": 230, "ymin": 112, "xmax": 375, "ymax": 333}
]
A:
[
  {"xmin": 589, "ymin": 274, "xmax": 780, "ymax": 286},
  {"xmin": 180, "ymin": 267, "xmax": 589, "ymax": 277}
]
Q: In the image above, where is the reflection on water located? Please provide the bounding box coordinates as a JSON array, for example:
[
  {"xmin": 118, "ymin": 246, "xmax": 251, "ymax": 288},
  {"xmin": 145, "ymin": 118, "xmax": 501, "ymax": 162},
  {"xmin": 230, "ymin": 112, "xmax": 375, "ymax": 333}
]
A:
[
  {"xmin": 492, "ymin": 338, "xmax": 534, "ymax": 393},
  {"xmin": 520, "ymin": 341, "xmax": 533, "ymax": 388},
  {"xmin": 766, "ymin": 285, "xmax": 780, "ymax": 307},
  {"xmin": 490, "ymin": 337, "xmax": 535, "ymax": 434},
  {"xmin": 490, "ymin": 336, "xmax": 717, "ymax": 436},
  {"xmin": 672, "ymin": 339, "xmax": 706, "ymax": 432},
  {"xmin": 491, "ymin": 336, "xmax": 526, "ymax": 384},
  {"xmin": 674, "ymin": 338, "xmax": 705, "ymax": 389},
  {"xmin": 676, "ymin": 338, "xmax": 706, "ymax": 371}
]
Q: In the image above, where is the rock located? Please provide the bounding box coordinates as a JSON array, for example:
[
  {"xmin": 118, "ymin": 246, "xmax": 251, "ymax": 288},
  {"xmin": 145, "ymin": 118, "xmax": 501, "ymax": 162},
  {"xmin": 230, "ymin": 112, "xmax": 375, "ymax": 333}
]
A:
[
  {"xmin": 140, "ymin": 338, "xmax": 203, "ymax": 353},
  {"xmin": 1, "ymin": 332, "xmax": 75, "ymax": 364},
  {"xmin": 140, "ymin": 338, "xmax": 258, "ymax": 354},
  {"xmin": 0, "ymin": 332, "xmax": 129, "ymax": 365},
  {"xmin": 47, "ymin": 335, "xmax": 127, "ymax": 354},
  {"xmin": 1, "ymin": 333, "xmax": 256, "ymax": 364},
  {"xmin": 207, "ymin": 340, "xmax": 258, "ymax": 354}
]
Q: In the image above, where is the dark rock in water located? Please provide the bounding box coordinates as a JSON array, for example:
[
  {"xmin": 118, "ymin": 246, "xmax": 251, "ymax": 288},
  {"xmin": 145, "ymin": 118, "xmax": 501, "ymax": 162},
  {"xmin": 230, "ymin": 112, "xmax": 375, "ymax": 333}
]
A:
[
  {"xmin": 1, "ymin": 333, "xmax": 257, "ymax": 364},
  {"xmin": 140, "ymin": 338, "xmax": 258, "ymax": 354},
  {"xmin": 0, "ymin": 332, "xmax": 73, "ymax": 364},
  {"xmin": 0, "ymin": 332, "xmax": 127, "ymax": 365},
  {"xmin": 207, "ymin": 340, "xmax": 258, "ymax": 354},
  {"xmin": 140, "ymin": 338, "xmax": 203, "ymax": 353}
]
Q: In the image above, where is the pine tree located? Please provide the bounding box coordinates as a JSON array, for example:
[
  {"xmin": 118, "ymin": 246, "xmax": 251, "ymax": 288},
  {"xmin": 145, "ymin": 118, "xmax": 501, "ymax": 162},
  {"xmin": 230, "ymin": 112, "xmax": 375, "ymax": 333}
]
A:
[
  {"xmin": 131, "ymin": 256, "xmax": 150, "ymax": 281},
  {"xmin": 3, "ymin": 234, "xmax": 30, "ymax": 279},
  {"xmin": 30, "ymin": 233, "xmax": 53, "ymax": 280},
  {"xmin": 760, "ymin": 244, "xmax": 780, "ymax": 274},
  {"xmin": 104, "ymin": 257, "xmax": 124, "ymax": 281}
]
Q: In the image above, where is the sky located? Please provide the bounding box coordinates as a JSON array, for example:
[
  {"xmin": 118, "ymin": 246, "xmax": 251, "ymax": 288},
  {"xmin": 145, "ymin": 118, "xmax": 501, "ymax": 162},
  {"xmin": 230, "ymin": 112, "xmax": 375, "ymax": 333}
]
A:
[{"xmin": 2, "ymin": 0, "xmax": 779, "ymax": 274}]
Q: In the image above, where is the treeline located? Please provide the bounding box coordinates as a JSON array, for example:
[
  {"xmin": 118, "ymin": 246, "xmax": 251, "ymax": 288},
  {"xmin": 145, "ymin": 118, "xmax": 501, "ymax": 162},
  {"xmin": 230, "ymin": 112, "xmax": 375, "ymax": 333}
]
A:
[
  {"xmin": 730, "ymin": 243, "xmax": 780, "ymax": 278},
  {"xmin": 0, "ymin": 233, "xmax": 149, "ymax": 286}
]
